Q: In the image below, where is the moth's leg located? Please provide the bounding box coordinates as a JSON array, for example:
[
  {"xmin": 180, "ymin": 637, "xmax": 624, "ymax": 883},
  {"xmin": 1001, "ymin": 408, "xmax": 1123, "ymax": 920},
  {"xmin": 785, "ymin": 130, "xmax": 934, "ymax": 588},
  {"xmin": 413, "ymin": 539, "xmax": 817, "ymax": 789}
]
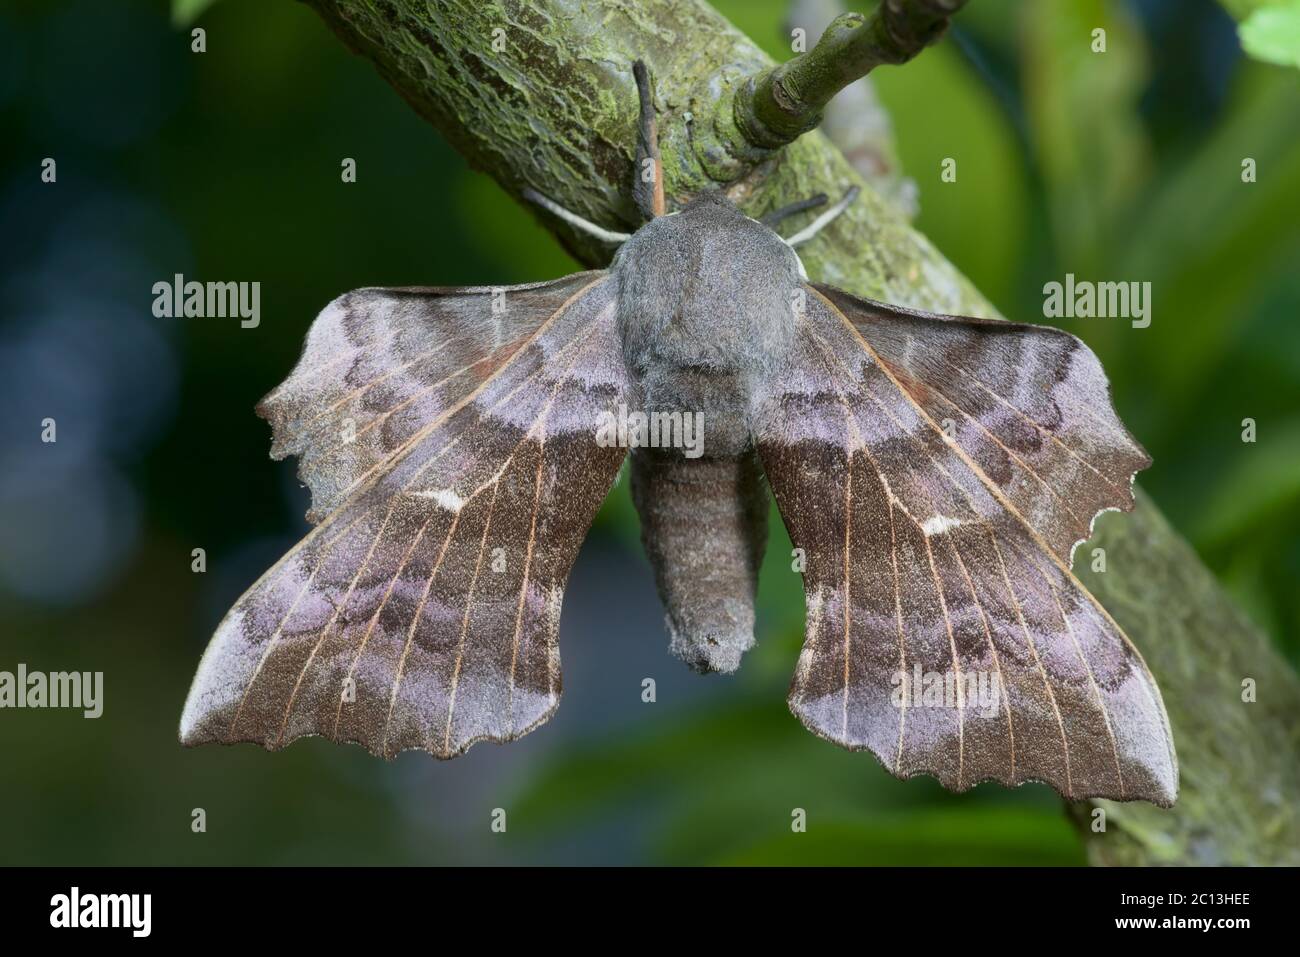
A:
[
  {"xmin": 632, "ymin": 59, "xmax": 665, "ymax": 220},
  {"xmin": 521, "ymin": 188, "xmax": 632, "ymax": 245},
  {"xmin": 783, "ymin": 186, "xmax": 861, "ymax": 246},
  {"xmin": 759, "ymin": 193, "xmax": 828, "ymax": 228}
]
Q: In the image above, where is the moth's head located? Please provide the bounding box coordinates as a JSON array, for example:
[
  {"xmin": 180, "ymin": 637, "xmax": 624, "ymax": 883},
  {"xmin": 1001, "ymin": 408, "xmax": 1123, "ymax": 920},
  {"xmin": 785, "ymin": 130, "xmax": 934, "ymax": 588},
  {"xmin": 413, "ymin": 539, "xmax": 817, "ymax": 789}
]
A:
[
  {"xmin": 675, "ymin": 189, "xmax": 744, "ymax": 215},
  {"xmin": 617, "ymin": 188, "xmax": 803, "ymax": 276},
  {"xmin": 668, "ymin": 189, "xmax": 812, "ymax": 280}
]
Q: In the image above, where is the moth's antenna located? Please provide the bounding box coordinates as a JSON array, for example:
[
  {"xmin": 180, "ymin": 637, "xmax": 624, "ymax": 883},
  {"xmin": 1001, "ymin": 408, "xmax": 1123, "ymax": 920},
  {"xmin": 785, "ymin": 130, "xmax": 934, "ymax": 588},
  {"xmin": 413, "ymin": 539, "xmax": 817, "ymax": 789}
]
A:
[
  {"xmin": 632, "ymin": 60, "xmax": 666, "ymax": 220},
  {"xmin": 521, "ymin": 188, "xmax": 632, "ymax": 245},
  {"xmin": 760, "ymin": 193, "xmax": 828, "ymax": 228},
  {"xmin": 784, "ymin": 186, "xmax": 861, "ymax": 247}
]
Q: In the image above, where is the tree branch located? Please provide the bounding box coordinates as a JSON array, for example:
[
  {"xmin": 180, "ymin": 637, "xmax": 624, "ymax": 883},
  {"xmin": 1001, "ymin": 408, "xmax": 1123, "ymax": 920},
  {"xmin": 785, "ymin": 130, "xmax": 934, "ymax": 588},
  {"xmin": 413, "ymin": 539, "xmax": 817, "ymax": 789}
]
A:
[
  {"xmin": 784, "ymin": 0, "xmax": 919, "ymax": 219},
  {"xmin": 300, "ymin": 0, "xmax": 1300, "ymax": 864},
  {"xmin": 735, "ymin": 1, "xmax": 967, "ymax": 152}
]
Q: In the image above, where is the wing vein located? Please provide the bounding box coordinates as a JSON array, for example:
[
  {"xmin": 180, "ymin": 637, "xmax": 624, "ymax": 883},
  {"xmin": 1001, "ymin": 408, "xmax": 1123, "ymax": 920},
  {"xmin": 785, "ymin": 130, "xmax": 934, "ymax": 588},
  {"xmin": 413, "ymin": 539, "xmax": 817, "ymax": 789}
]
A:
[
  {"xmin": 227, "ymin": 509, "xmax": 369, "ymax": 737},
  {"xmin": 924, "ymin": 383, "xmax": 1091, "ymax": 528},
  {"xmin": 332, "ymin": 510, "xmax": 437, "ymax": 740},
  {"xmin": 441, "ymin": 479, "xmax": 502, "ymax": 753},
  {"xmin": 947, "ymin": 535, "xmax": 1017, "ymax": 779},
  {"xmin": 887, "ymin": 497, "xmax": 907, "ymax": 775},
  {"xmin": 274, "ymin": 503, "xmax": 398, "ymax": 746},
  {"xmin": 923, "ymin": 533, "xmax": 965, "ymax": 786},
  {"xmin": 1028, "ymin": 549, "xmax": 1126, "ymax": 798},
  {"xmin": 988, "ymin": 532, "xmax": 1073, "ymax": 793},
  {"xmin": 507, "ymin": 446, "xmax": 548, "ymax": 733},
  {"xmin": 941, "ymin": 356, "xmax": 1132, "ymax": 496},
  {"xmin": 328, "ymin": 276, "xmax": 607, "ymax": 515},
  {"xmin": 841, "ymin": 450, "xmax": 853, "ymax": 742}
]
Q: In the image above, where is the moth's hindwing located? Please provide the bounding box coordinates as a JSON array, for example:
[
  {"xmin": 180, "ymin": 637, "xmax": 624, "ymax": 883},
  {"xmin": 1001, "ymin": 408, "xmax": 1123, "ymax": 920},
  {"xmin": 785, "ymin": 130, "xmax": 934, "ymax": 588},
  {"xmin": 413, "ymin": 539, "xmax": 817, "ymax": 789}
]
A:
[
  {"xmin": 753, "ymin": 284, "xmax": 1176, "ymax": 805},
  {"xmin": 180, "ymin": 272, "xmax": 629, "ymax": 759}
]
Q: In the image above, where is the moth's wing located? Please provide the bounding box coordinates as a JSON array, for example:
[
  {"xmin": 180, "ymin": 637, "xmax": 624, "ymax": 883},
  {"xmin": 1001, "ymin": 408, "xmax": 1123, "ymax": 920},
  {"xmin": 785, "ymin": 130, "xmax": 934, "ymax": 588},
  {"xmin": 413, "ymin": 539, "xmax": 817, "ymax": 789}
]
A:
[
  {"xmin": 752, "ymin": 284, "xmax": 1176, "ymax": 804},
  {"xmin": 257, "ymin": 271, "xmax": 617, "ymax": 524},
  {"xmin": 810, "ymin": 284, "xmax": 1151, "ymax": 562},
  {"xmin": 180, "ymin": 272, "xmax": 629, "ymax": 758}
]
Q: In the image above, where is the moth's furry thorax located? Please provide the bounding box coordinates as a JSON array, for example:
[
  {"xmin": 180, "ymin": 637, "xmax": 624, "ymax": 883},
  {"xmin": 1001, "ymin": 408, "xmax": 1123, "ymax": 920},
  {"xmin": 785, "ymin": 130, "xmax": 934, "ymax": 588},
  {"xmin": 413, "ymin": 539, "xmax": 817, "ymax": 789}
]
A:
[{"xmin": 611, "ymin": 191, "xmax": 801, "ymax": 458}]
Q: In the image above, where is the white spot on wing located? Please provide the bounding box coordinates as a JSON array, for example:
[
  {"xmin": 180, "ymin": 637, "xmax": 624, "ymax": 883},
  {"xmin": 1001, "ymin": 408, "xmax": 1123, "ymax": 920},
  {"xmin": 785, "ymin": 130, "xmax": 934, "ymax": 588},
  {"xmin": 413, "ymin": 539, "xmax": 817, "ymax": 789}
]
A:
[
  {"xmin": 921, "ymin": 515, "xmax": 964, "ymax": 536},
  {"xmin": 413, "ymin": 488, "xmax": 466, "ymax": 512}
]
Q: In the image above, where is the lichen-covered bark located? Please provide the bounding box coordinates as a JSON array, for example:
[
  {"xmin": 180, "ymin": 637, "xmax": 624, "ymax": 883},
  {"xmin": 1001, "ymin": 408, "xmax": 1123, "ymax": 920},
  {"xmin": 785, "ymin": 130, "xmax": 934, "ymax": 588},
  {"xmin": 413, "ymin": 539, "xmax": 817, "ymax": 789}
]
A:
[
  {"xmin": 301, "ymin": 0, "xmax": 1300, "ymax": 864},
  {"xmin": 303, "ymin": 0, "xmax": 987, "ymax": 313}
]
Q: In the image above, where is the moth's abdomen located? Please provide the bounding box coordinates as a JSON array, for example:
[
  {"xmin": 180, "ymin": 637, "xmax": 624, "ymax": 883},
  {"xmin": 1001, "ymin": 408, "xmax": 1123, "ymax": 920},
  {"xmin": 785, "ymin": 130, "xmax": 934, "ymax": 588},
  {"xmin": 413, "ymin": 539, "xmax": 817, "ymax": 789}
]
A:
[{"xmin": 630, "ymin": 448, "xmax": 768, "ymax": 674}]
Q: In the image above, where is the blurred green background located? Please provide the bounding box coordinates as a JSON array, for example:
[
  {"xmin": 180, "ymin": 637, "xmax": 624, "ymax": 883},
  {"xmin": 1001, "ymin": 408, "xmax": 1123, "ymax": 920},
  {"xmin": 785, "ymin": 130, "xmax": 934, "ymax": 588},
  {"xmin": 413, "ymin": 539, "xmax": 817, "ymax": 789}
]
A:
[{"xmin": 0, "ymin": 0, "xmax": 1296, "ymax": 865}]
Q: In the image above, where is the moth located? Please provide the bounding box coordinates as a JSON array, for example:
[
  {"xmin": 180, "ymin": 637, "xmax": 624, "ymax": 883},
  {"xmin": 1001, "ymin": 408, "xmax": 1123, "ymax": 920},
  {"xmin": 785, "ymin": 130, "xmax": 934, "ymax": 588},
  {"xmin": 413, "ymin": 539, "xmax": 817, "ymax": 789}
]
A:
[{"xmin": 181, "ymin": 61, "xmax": 1177, "ymax": 806}]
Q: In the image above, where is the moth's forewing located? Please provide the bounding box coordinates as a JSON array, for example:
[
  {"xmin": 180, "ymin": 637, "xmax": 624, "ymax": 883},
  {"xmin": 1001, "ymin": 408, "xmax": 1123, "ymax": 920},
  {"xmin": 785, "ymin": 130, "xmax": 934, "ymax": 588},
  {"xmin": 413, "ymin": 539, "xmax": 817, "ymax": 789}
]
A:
[
  {"xmin": 753, "ymin": 284, "xmax": 1176, "ymax": 806},
  {"xmin": 812, "ymin": 284, "xmax": 1151, "ymax": 561},
  {"xmin": 259, "ymin": 273, "xmax": 612, "ymax": 522},
  {"xmin": 180, "ymin": 273, "xmax": 629, "ymax": 759}
]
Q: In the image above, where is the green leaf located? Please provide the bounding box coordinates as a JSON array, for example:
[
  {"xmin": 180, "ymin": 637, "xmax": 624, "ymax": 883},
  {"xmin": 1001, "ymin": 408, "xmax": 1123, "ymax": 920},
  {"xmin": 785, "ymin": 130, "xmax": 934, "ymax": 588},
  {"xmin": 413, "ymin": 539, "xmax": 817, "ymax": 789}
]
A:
[
  {"xmin": 1239, "ymin": 2, "xmax": 1300, "ymax": 68},
  {"xmin": 1021, "ymin": 0, "xmax": 1152, "ymax": 274},
  {"xmin": 1221, "ymin": 0, "xmax": 1279, "ymax": 20},
  {"xmin": 873, "ymin": 41, "xmax": 1030, "ymax": 310},
  {"xmin": 1112, "ymin": 65, "xmax": 1300, "ymax": 403},
  {"xmin": 1193, "ymin": 416, "xmax": 1300, "ymax": 547},
  {"xmin": 172, "ymin": 0, "xmax": 219, "ymax": 28}
]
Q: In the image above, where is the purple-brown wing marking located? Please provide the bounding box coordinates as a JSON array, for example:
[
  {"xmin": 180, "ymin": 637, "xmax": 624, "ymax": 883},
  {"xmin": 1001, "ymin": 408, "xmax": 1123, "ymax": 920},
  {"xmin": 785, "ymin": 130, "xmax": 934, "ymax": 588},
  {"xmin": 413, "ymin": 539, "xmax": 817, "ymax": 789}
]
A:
[
  {"xmin": 258, "ymin": 272, "xmax": 614, "ymax": 523},
  {"xmin": 753, "ymin": 284, "xmax": 1176, "ymax": 804},
  {"xmin": 811, "ymin": 285, "xmax": 1152, "ymax": 563},
  {"xmin": 180, "ymin": 272, "xmax": 629, "ymax": 758}
]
